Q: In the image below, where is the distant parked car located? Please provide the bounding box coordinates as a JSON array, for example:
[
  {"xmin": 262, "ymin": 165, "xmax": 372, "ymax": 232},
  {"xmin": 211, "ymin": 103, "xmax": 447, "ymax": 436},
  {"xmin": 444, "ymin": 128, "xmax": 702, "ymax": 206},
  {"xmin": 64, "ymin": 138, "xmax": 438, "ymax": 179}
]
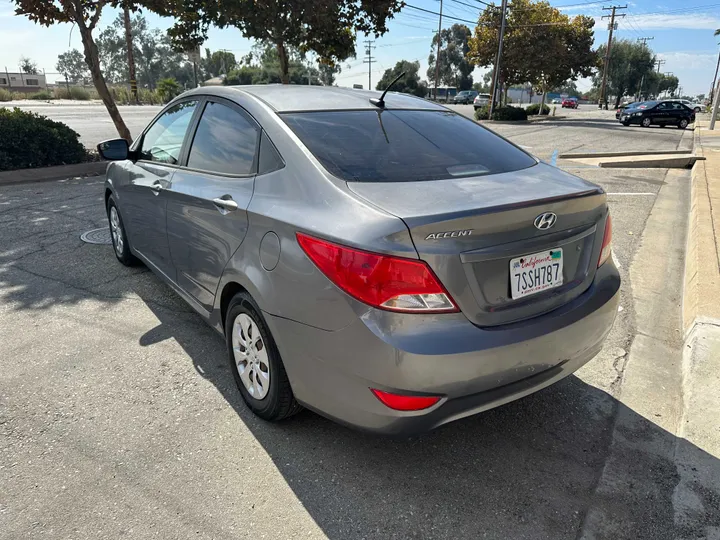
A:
[
  {"xmin": 619, "ymin": 100, "xmax": 695, "ymax": 128},
  {"xmin": 454, "ymin": 90, "xmax": 478, "ymax": 105},
  {"xmin": 673, "ymin": 99, "xmax": 702, "ymax": 113},
  {"xmin": 561, "ymin": 97, "xmax": 579, "ymax": 109},
  {"xmin": 551, "ymin": 98, "xmax": 561, "ymax": 104},
  {"xmin": 473, "ymin": 93, "xmax": 492, "ymax": 110}
]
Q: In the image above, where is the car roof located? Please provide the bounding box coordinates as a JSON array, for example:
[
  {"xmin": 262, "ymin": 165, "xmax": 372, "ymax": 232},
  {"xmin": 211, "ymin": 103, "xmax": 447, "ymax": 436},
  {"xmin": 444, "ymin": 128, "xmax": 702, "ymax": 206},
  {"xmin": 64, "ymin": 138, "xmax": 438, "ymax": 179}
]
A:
[{"xmin": 197, "ymin": 85, "xmax": 446, "ymax": 113}]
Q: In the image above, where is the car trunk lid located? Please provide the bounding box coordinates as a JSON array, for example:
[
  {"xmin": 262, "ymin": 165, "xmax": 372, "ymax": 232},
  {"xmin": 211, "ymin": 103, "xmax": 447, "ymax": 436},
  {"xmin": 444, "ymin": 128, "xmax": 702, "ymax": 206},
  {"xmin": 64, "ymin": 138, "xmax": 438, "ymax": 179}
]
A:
[{"xmin": 347, "ymin": 163, "xmax": 607, "ymax": 326}]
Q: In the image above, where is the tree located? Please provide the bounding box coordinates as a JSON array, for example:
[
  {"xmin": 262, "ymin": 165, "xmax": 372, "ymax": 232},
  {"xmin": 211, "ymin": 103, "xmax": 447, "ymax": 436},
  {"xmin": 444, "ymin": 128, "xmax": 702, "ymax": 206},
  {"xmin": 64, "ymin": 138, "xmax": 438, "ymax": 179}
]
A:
[
  {"xmin": 56, "ymin": 49, "xmax": 89, "ymax": 84},
  {"xmin": 157, "ymin": 0, "xmax": 402, "ymax": 84},
  {"xmin": 224, "ymin": 42, "xmax": 321, "ymax": 85},
  {"xmin": 468, "ymin": 0, "xmax": 596, "ymax": 106},
  {"xmin": 376, "ymin": 60, "xmax": 428, "ymax": 97},
  {"xmin": 318, "ymin": 62, "xmax": 341, "ymax": 86},
  {"xmin": 97, "ymin": 13, "xmax": 196, "ymax": 89},
  {"xmin": 592, "ymin": 39, "xmax": 655, "ymax": 107},
  {"xmin": 204, "ymin": 49, "xmax": 237, "ymax": 78},
  {"xmin": 552, "ymin": 81, "xmax": 579, "ymax": 95},
  {"xmin": 11, "ymin": 0, "xmax": 134, "ymax": 140},
  {"xmin": 19, "ymin": 56, "xmax": 38, "ymax": 74},
  {"xmin": 427, "ymin": 24, "xmax": 475, "ymax": 92}
]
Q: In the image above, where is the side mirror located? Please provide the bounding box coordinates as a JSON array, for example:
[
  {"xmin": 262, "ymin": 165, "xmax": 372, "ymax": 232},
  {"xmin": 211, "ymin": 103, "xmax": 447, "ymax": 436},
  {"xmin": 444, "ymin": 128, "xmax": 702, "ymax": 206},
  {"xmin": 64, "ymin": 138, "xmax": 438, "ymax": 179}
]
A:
[{"xmin": 97, "ymin": 138, "xmax": 129, "ymax": 161}]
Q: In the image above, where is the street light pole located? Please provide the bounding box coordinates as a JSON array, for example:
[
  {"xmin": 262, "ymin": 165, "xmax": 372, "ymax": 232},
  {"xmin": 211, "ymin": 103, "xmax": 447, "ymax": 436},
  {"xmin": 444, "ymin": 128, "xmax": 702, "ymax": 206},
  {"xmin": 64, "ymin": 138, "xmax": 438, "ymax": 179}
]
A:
[
  {"xmin": 433, "ymin": 0, "xmax": 444, "ymax": 101},
  {"xmin": 710, "ymin": 78, "xmax": 720, "ymax": 130},
  {"xmin": 489, "ymin": 0, "xmax": 508, "ymax": 118}
]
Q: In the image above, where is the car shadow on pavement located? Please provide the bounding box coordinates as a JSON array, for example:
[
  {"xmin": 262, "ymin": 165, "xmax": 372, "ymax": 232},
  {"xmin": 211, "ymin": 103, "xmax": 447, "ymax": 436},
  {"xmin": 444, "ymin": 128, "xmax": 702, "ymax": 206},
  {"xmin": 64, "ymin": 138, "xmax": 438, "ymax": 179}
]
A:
[{"xmin": 133, "ymin": 283, "xmax": 720, "ymax": 540}]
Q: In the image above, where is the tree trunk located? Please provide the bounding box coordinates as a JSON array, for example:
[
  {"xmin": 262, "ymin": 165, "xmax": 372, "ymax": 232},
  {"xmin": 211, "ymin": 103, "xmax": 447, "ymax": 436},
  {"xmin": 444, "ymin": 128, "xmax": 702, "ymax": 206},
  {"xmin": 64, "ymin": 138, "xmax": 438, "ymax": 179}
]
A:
[
  {"xmin": 613, "ymin": 91, "xmax": 623, "ymax": 109},
  {"xmin": 123, "ymin": 2, "xmax": 139, "ymax": 104},
  {"xmin": 276, "ymin": 40, "xmax": 290, "ymax": 84},
  {"xmin": 78, "ymin": 22, "xmax": 132, "ymax": 141}
]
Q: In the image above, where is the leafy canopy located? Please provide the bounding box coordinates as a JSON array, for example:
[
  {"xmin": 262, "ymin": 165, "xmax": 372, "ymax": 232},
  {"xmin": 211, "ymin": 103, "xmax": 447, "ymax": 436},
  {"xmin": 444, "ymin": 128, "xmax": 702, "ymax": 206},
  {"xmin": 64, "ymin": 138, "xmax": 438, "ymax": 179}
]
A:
[
  {"xmin": 468, "ymin": 0, "xmax": 596, "ymax": 91},
  {"xmin": 427, "ymin": 24, "xmax": 475, "ymax": 91},
  {"xmin": 56, "ymin": 49, "xmax": 90, "ymax": 84},
  {"xmin": 156, "ymin": 0, "xmax": 404, "ymax": 81},
  {"xmin": 592, "ymin": 39, "xmax": 655, "ymax": 105},
  {"xmin": 376, "ymin": 60, "xmax": 428, "ymax": 97}
]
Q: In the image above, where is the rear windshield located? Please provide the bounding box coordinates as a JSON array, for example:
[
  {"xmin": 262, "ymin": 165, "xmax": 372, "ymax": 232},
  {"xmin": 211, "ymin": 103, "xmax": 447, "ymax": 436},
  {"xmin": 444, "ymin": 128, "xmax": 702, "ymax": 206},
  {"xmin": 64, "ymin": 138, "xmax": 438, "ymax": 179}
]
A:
[{"xmin": 282, "ymin": 110, "xmax": 536, "ymax": 182}]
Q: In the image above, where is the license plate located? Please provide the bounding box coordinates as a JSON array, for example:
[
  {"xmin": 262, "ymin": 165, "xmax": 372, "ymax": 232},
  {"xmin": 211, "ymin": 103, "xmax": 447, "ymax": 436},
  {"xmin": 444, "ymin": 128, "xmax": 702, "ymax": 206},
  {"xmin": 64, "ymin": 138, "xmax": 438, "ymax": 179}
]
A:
[{"xmin": 510, "ymin": 249, "xmax": 563, "ymax": 299}]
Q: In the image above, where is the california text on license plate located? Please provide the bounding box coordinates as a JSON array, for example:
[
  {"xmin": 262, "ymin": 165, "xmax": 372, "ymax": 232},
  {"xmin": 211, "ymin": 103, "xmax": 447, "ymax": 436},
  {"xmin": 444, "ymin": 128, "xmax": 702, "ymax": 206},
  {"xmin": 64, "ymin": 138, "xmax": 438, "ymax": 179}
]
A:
[{"xmin": 510, "ymin": 249, "xmax": 563, "ymax": 299}]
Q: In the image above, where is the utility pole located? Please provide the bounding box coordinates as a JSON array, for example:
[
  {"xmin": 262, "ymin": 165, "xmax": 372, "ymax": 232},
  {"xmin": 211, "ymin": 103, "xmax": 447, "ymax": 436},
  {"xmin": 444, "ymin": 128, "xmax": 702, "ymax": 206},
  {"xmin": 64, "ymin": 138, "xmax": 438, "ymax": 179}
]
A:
[
  {"xmin": 655, "ymin": 59, "xmax": 665, "ymax": 73},
  {"xmin": 664, "ymin": 72, "xmax": 674, "ymax": 97},
  {"xmin": 362, "ymin": 40, "xmax": 375, "ymax": 90},
  {"xmin": 710, "ymin": 49, "xmax": 720, "ymax": 106},
  {"xmin": 489, "ymin": 0, "xmax": 508, "ymax": 118},
  {"xmin": 433, "ymin": 0, "xmax": 444, "ymax": 101},
  {"xmin": 636, "ymin": 37, "xmax": 653, "ymax": 100},
  {"xmin": 710, "ymin": 78, "xmax": 720, "ymax": 130},
  {"xmin": 123, "ymin": 1, "xmax": 139, "ymax": 104},
  {"xmin": 598, "ymin": 5, "xmax": 626, "ymax": 109}
]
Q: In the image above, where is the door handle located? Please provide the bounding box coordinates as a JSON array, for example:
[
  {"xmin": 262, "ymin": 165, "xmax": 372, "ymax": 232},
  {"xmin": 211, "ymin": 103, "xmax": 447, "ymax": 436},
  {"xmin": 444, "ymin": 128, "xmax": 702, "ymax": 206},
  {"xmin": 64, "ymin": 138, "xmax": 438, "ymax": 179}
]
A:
[{"xmin": 212, "ymin": 197, "xmax": 239, "ymax": 212}]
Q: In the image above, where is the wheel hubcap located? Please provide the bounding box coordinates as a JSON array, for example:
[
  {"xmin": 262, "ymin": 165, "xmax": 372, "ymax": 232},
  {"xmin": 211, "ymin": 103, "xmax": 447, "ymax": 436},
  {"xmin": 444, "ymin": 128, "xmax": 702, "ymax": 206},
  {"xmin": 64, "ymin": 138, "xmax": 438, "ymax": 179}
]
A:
[
  {"xmin": 231, "ymin": 313, "xmax": 270, "ymax": 400},
  {"xmin": 109, "ymin": 207, "xmax": 123, "ymax": 256}
]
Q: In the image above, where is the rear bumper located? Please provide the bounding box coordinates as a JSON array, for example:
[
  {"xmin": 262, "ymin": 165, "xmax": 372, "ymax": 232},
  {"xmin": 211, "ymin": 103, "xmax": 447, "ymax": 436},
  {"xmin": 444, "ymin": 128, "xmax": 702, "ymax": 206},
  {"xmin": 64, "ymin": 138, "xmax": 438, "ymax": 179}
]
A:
[{"xmin": 267, "ymin": 262, "xmax": 620, "ymax": 435}]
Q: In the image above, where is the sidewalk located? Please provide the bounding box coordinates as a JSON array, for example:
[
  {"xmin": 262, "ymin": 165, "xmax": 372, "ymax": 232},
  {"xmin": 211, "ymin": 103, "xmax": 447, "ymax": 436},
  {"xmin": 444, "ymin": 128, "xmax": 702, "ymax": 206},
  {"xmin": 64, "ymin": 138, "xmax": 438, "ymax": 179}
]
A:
[{"xmin": 675, "ymin": 118, "xmax": 720, "ymax": 534}]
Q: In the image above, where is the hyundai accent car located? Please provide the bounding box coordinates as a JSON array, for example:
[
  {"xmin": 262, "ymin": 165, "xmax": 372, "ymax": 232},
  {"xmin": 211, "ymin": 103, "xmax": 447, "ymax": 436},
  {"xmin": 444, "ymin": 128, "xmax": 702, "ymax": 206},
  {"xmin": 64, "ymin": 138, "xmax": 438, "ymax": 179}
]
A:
[{"xmin": 98, "ymin": 85, "xmax": 619, "ymax": 435}]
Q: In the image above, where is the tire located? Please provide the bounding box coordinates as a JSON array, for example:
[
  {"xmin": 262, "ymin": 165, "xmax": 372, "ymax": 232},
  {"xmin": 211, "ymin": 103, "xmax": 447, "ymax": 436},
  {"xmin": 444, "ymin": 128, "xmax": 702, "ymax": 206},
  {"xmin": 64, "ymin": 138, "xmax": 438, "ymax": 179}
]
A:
[
  {"xmin": 225, "ymin": 292, "xmax": 302, "ymax": 421},
  {"xmin": 694, "ymin": 107, "xmax": 701, "ymax": 113},
  {"xmin": 641, "ymin": 117, "xmax": 652, "ymax": 128},
  {"xmin": 622, "ymin": 121, "xmax": 630, "ymax": 126},
  {"xmin": 678, "ymin": 118, "xmax": 689, "ymax": 129},
  {"xmin": 107, "ymin": 196, "xmax": 139, "ymax": 266}
]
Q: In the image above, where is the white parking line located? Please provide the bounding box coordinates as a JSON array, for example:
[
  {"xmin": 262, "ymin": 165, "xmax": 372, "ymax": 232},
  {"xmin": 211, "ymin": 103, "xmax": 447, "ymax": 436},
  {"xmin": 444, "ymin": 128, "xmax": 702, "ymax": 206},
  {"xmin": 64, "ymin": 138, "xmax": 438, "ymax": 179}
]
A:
[{"xmin": 606, "ymin": 192, "xmax": 656, "ymax": 196}]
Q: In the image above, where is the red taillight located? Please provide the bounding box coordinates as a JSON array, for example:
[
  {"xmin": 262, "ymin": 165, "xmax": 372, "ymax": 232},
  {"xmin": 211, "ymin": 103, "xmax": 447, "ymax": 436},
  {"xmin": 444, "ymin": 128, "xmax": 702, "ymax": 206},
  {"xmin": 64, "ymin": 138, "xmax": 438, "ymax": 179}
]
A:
[
  {"xmin": 370, "ymin": 389, "xmax": 442, "ymax": 411},
  {"xmin": 598, "ymin": 214, "xmax": 613, "ymax": 267},
  {"xmin": 296, "ymin": 233, "xmax": 458, "ymax": 313}
]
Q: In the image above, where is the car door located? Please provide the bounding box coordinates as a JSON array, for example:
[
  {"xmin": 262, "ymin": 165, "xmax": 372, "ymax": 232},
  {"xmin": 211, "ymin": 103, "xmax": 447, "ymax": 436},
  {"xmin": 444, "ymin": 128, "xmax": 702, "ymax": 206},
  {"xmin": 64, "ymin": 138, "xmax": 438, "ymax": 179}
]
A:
[
  {"xmin": 119, "ymin": 99, "xmax": 199, "ymax": 280},
  {"xmin": 165, "ymin": 98, "xmax": 262, "ymax": 312},
  {"xmin": 654, "ymin": 102, "xmax": 673, "ymax": 124}
]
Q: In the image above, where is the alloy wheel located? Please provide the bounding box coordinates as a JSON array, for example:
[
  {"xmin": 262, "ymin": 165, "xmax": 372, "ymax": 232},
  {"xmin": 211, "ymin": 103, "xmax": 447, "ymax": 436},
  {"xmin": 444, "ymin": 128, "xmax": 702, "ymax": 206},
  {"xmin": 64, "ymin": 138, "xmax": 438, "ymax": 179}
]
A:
[
  {"xmin": 109, "ymin": 206, "xmax": 124, "ymax": 256},
  {"xmin": 231, "ymin": 313, "xmax": 271, "ymax": 399},
  {"xmin": 641, "ymin": 117, "xmax": 651, "ymax": 127}
]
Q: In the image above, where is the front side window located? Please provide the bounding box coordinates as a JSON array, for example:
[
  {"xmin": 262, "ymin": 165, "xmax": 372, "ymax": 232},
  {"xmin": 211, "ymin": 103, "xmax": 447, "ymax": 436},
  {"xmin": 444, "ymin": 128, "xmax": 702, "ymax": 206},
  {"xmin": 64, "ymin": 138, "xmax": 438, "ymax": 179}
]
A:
[
  {"xmin": 187, "ymin": 101, "xmax": 259, "ymax": 175},
  {"xmin": 282, "ymin": 110, "xmax": 536, "ymax": 182},
  {"xmin": 140, "ymin": 101, "xmax": 198, "ymax": 164}
]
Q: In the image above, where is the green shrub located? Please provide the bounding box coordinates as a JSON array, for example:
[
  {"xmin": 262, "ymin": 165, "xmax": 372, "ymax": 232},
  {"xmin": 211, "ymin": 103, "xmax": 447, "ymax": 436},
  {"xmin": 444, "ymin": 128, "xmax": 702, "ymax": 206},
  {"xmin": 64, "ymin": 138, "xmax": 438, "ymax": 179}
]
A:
[
  {"xmin": 53, "ymin": 86, "xmax": 91, "ymax": 100},
  {"xmin": 28, "ymin": 90, "xmax": 53, "ymax": 100},
  {"xmin": 492, "ymin": 106, "xmax": 528, "ymax": 121},
  {"xmin": 157, "ymin": 78, "xmax": 182, "ymax": 103},
  {"xmin": 138, "ymin": 88, "xmax": 163, "ymax": 105},
  {"xmin": 526, "ymin": 103, "xmax": 550, "ymax": 115},
  {"xmin": 0, "ymin": 88, "xmax": 11, "ymax": 101},
  {"xmin": 474, "ymin": 105, "xmax": 489, "ymax": 120},
  {"xmin": 0, "ymin": 108, "xmax": 87, "ymax": 171}
]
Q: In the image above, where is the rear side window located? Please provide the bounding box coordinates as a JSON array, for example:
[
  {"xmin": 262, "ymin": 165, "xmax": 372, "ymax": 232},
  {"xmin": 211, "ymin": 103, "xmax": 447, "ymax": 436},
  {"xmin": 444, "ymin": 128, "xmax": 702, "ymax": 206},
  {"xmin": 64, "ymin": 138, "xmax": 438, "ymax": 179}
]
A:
[
  {"xmin": 282, "ymin": 110, "xmax": 536, "ymax": 182},
  {"xmin": 187, "ymin": 101, "xmax": 259, "ymax": 175}
]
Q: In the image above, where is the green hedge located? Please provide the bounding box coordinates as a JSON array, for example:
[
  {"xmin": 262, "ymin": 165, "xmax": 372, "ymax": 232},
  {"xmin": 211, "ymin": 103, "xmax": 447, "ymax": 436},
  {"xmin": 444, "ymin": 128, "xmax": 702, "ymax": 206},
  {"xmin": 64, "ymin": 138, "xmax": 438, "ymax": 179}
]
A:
[
  {"xmin": 526, "ymin": 103, "xmax": 550, "ymax": 115},
  {"xmin": 475, "ymin": 105, "xmax": 527, "ymax": 121},
  {"xmin": 0, "ymin": 108, "xmax": 87, "ymax": 171},
  {"xmin": 28, "ymin": 90, "xmax": 53, "ymax": 100}
]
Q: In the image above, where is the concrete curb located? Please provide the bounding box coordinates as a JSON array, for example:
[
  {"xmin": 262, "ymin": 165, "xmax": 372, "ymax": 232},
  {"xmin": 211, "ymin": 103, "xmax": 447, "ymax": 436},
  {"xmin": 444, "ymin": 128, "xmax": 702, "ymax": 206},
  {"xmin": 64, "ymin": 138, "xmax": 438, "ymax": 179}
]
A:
[
  {"xmin": 0, "ymin": 161, "xmax": 107, "ymax": 186},
  {"xmin": 682, "ymin": 123, "xmax": 720, "ymax": 336},
  {"xmin": 559, "ymin": 150, "xmax": 692, "ymax": 159}
]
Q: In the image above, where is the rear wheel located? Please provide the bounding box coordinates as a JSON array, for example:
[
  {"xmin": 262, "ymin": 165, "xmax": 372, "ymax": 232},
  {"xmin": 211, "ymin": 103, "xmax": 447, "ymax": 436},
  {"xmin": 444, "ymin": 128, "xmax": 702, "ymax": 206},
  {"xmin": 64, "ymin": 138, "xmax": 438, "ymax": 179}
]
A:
[
  {"xmin": 641, "ymin": 117, "xmax": 652, "ymax": 128},
  {"xmin": 678, "ymin": 118, "xmax": 689, "ymax": 129},
  {"xmin": 694, "ymin": 107, "xmax": 701, "ymax": 113},
  {"xmin": 225, "ymin": 292, "xmax": 301, "ymax": 421}
]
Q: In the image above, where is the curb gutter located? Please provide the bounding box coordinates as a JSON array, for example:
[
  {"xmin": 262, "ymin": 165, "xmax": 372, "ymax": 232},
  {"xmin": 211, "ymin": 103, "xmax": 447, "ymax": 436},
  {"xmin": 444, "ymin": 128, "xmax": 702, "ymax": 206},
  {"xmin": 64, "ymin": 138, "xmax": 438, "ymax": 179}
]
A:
[{"xmin": 0, "ymin": 161, "xmax": 107, "ymax": 187}]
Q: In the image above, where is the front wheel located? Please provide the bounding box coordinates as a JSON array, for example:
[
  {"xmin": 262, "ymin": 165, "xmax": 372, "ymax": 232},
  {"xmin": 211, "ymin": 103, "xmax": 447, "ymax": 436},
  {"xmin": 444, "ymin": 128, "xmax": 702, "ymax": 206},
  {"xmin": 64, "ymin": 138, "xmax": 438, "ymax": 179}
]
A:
[
  {"xmin": 694, "ymin": 107, "xmax": 701, "ymax": 113},
  {"xmin": 678, "ymin": 118, "xmax": 689, "ymax": 129},
  {"xmin": 107, "ymin": 196, "xmax": 139, "ymax": 266},
  {"xmin": 641, "ymin": 117, "xmax": 652, "ymax": 128},
  {"xmin": 225, "ymin": 292, "xmax": 302, "ymax": 421},
  {"xmin": 622, "ymin": 121, "xmax": 630, "ymax": 126}
]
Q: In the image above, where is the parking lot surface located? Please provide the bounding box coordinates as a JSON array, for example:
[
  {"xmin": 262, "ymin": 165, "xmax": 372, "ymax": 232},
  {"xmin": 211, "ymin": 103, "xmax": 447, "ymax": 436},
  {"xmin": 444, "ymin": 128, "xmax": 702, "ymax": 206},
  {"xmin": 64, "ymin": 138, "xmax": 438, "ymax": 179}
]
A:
[{"xmin": 1, "ymin": 107, "xmax": 715, "ymax": 539}]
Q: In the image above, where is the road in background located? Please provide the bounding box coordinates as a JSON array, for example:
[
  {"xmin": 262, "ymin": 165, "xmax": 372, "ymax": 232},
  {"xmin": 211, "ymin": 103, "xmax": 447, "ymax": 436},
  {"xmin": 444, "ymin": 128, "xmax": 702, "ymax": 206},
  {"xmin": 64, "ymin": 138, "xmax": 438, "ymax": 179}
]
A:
[{"xmin": 0, "ymin": 106, "xmax": 708, "ymax": 539}]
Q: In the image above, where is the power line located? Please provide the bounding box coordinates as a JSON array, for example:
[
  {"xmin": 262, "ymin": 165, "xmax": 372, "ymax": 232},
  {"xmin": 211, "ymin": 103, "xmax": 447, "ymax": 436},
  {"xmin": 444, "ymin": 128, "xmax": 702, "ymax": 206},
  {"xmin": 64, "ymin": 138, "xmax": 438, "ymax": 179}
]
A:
[{"xmin": 405, "ymin": 4, "xmax": 477, "ymax": 25}]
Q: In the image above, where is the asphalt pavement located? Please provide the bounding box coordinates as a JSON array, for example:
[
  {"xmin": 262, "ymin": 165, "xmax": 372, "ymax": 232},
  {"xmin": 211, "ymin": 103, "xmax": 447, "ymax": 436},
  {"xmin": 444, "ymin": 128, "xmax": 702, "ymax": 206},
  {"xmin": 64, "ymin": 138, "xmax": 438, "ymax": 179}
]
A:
[{"xmin": 1, "ymin": 105, "xmax": 715, "ymax": 539}]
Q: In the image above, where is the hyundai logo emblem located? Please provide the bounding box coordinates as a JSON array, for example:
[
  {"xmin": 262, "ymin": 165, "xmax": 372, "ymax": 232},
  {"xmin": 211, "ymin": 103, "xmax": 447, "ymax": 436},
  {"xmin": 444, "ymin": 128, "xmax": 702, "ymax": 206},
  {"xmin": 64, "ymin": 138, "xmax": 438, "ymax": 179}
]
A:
[{"xmin": 534, "ymin": 212, "xmax": 557, "ymax": 230}]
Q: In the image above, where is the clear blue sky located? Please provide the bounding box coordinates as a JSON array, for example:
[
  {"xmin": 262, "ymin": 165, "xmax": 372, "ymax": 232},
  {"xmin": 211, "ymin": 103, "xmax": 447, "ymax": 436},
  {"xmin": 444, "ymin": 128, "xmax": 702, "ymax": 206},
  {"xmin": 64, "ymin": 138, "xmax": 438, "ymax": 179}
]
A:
[{"xmin": 1, "ymin": 0, "xmax": 719, "ymax": 96}]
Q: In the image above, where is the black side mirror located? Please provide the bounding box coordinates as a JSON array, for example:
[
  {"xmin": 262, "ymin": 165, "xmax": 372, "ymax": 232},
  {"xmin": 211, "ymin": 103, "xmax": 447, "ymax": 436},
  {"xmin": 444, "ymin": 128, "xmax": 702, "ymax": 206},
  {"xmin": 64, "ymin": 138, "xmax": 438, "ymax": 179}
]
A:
[{"xmin": 97, "ymin": 139, "xmax": 129, "ymax": 161}]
